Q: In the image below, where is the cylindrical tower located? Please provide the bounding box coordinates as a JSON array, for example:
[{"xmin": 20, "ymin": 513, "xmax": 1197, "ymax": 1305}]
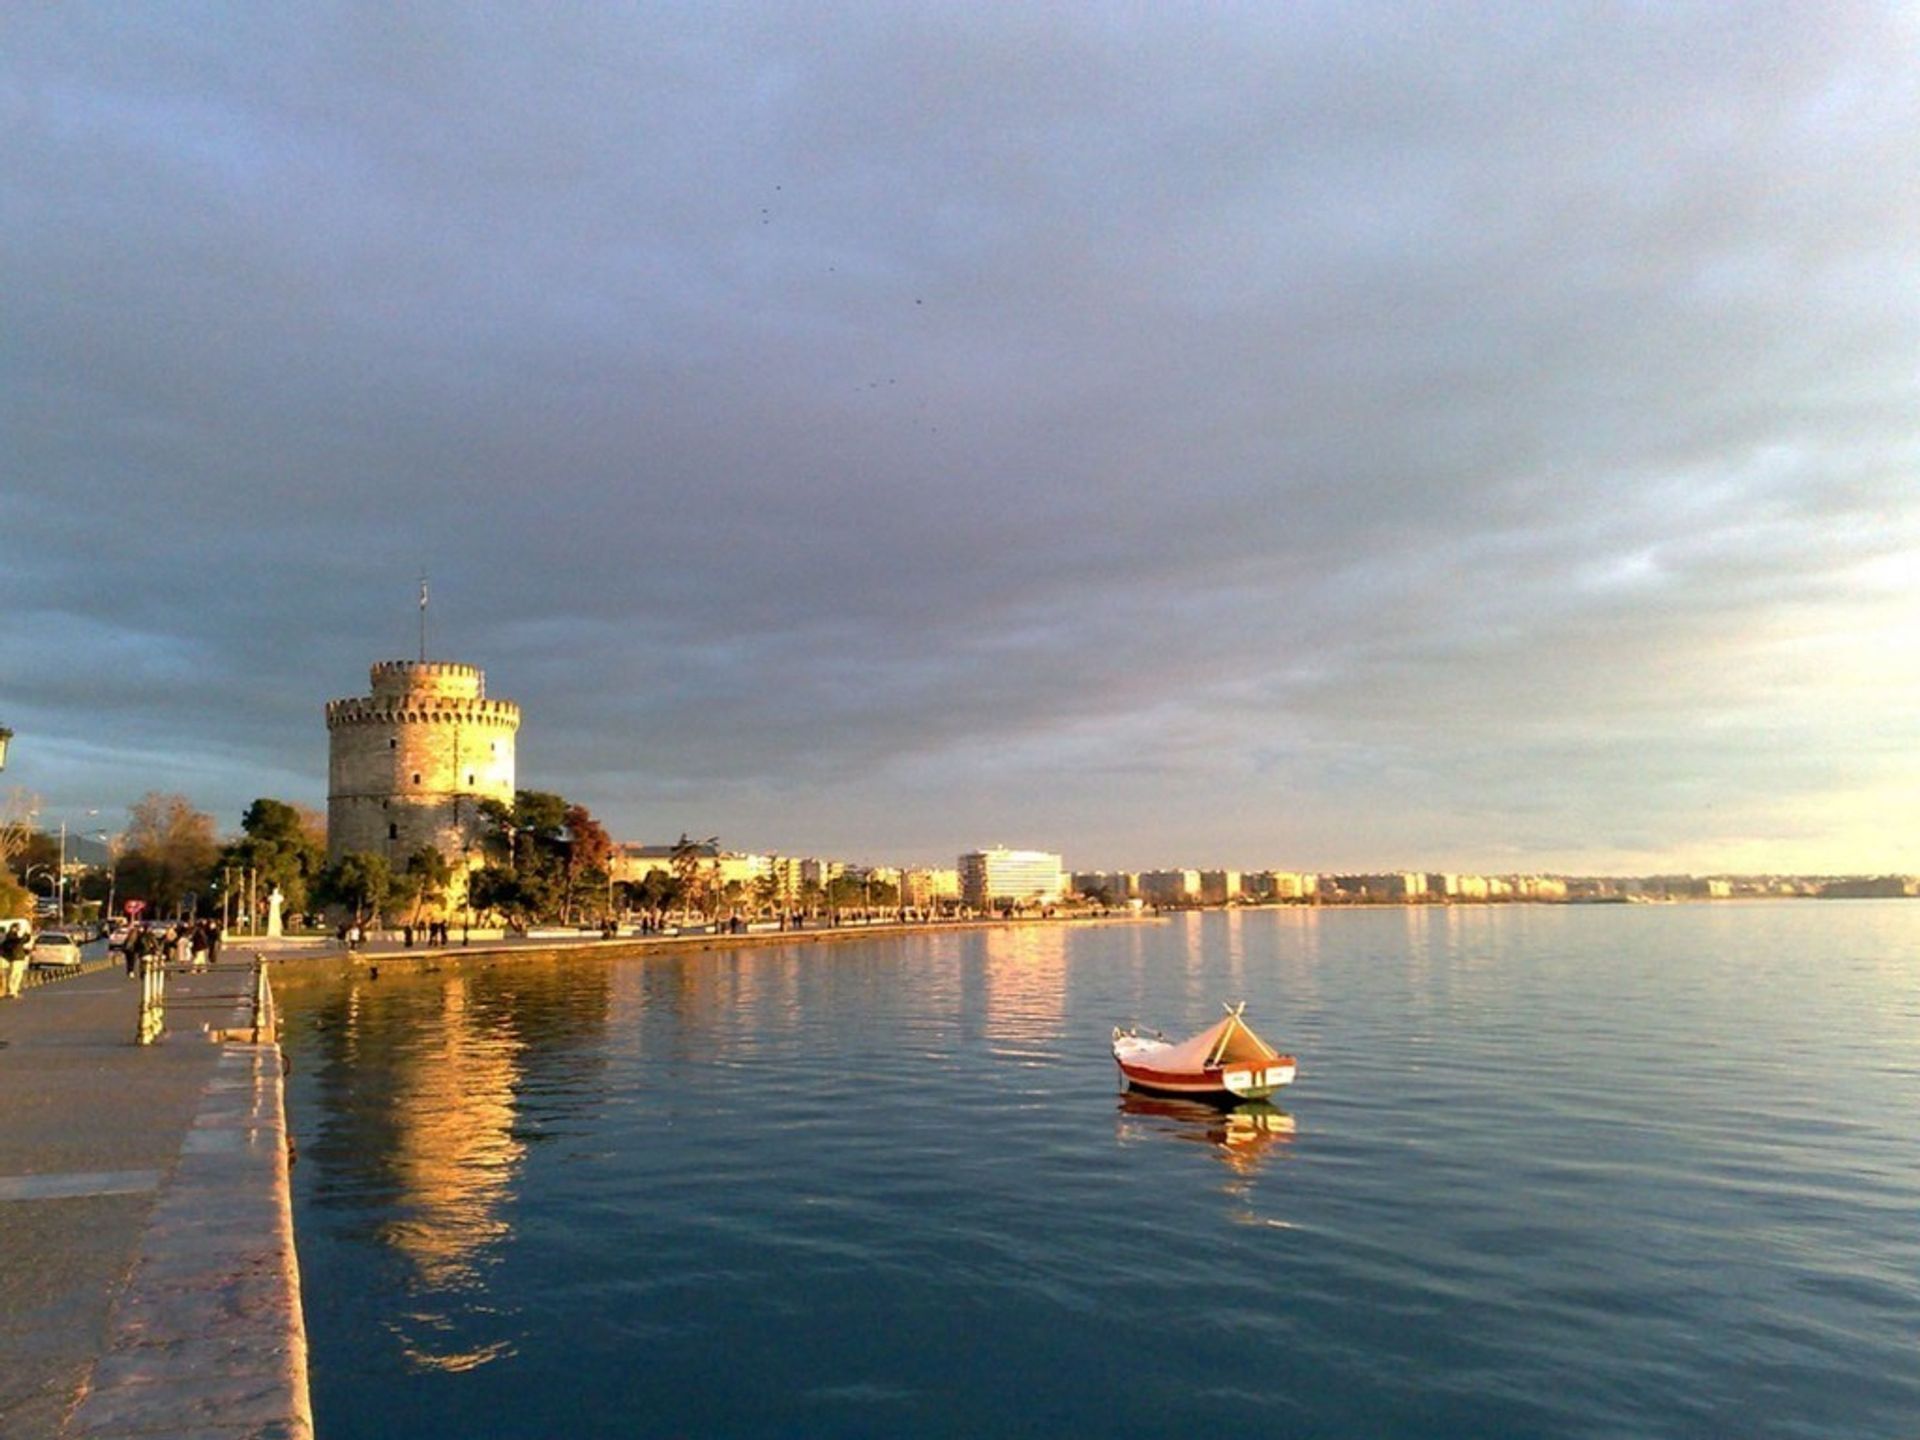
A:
[{"xmin": 325, "ymin": 661, "xmax": 520, "ymax": 905}]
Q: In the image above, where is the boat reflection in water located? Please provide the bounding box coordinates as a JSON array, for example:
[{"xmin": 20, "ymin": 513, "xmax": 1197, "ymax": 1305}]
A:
[{"xmin": 1115, "ymin": 1091, "xmax": 1297, "ymax": 1179}]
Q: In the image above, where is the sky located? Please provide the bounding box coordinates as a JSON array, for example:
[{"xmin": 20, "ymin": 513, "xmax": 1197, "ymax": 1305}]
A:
[{"xmin": 4, "ymin": 3, "xmax": 1918, "ymax": 875}]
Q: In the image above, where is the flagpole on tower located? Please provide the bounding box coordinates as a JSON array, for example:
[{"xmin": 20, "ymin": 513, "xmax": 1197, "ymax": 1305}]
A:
[{"xmin": 418, "ymin": 573, "xmax": 429, "ymax": 662}]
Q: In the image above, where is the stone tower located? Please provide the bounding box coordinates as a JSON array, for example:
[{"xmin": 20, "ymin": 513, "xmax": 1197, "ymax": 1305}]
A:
[{"xmin": 325, "ymin": 661, "xmax": 520, "ymax": 902}]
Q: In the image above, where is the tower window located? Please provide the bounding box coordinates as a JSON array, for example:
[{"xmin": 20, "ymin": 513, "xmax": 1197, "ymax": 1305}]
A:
[
  {"xmin": 412, "ymin": 773, "xmax": 422, "ymax": 785},
  {"xmin": 389, "ymin": 738, "xmax": 397, "ymax": 749},
  {"xmin": 467, "ymin": 773, "xmax": 476, "ymax": 785},
  {"xmin": 388, "ymin": 823, "xmax": 398, "ymax": 840}
]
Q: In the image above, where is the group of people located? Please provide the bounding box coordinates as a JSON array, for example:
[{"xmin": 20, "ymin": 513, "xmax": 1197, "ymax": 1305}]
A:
[
  {"xmin": 402, "ymin": 920, "xmax": 462, "ymax": 947},
  {"xmin": 118, "ymin": 919, "xmax": 222, "ymax": 975},
  {"xmin": 335, "ymin": 919, "xmax": 470, "ymax": 951}
]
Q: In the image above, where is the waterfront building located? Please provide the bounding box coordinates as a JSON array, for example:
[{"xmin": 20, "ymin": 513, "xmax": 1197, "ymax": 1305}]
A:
[
  {"xmin": 768, "ymin": 855, "xmax": 809, "ymax": 897},
  {"xmin": 800, "ymin": 857, "xmax": 845, "ymax": 890},
  {"xmin": 902, "ymin": 867, "xmax": 961, "ymax": 908},
  {"xmin": 959, "ymin": 848, "xmax": 1065, "ymax": 910},
  {"xmin": 1070, "ymin": 871, "xmax": 1136, "ymax": 902},
  {"xmin": 1244, "ymin": 870, "xmax": 1317, "ymax": 901},
  {"xmin": 609, "ymin": 844, "xmax": 770, "ymax": 892},
  {"xmin": 1198, "ymin": 870, "xmax": 1242, "ymax": 905},
  {"xmin": 1137, "ymin": 870, "xmax": 1201, "ymax": 905},
  {"xmin": 325, "ymin": 660, "xmax": 519, "ymax": 907}
]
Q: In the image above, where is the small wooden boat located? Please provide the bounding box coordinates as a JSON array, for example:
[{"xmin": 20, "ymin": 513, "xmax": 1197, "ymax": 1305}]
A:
[{"xmin": 1111, "ymin": 1002, "xmax": 1296, "ymax": 1101}]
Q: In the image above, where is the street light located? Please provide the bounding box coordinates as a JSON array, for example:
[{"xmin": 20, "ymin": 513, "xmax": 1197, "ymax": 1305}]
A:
[{"xmin": 94, "ymin": 831, "xmax": 119, "ymax": 925}]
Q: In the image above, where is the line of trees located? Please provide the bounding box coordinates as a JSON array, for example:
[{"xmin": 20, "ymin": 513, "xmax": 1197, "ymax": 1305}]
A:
[{"xmin": 1, "ymin": 785, "xmax": 911, "ymax": 933}]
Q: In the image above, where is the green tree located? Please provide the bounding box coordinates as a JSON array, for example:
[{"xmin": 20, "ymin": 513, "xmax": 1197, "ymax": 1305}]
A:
[
  {"xmin": 216, "ymin": 798, "xmax": 328, "ymax": 922},
  {"xmin": 317, "ymin": 851, "xmax": 390, "ymax": 924},
  {"xmin": 476, "ymin": 790, "xmax": 577, "ymax": 921},
  {"xmin": 467, "ymin": 864, "xmax": 531, "ymax": 927},
  {"xmin": 631, "ymin": 870, "xmax": 682, "ymax": 915},
  {"xmin": 401, "ymin": 846, "xmax": 453, "ymax": 924}
]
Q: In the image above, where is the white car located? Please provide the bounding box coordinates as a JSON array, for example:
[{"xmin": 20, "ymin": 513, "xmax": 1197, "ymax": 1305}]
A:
[{"xmin": 28, "ymin": 931, "xmax": 83, "ymax": 969}]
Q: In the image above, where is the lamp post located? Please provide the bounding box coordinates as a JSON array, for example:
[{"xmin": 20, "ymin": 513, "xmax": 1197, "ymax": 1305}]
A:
[{"xmin": 95, "ymin": 831, "xmax": 119, "ymax": 927}]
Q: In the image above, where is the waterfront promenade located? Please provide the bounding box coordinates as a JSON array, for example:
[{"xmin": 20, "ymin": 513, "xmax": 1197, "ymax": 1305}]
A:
[{"xmin": 0, "ymin": 959, "xmax": 309, "ymax": 1440}]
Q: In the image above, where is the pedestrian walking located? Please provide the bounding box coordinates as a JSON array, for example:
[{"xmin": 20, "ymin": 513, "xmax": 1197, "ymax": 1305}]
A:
[{"xmin": 1, "ymin": 925, "xmax": 28, "ymax": 999}]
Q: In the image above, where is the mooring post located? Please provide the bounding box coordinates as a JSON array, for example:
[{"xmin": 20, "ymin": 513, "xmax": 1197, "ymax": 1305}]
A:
[
  {"xmin": 136, "ymin": 950, "xmax": 166, "ymax": 1045},
  {"xmin": 250, "ymin": 954, "xmax": 271, "ymax": 1045}
]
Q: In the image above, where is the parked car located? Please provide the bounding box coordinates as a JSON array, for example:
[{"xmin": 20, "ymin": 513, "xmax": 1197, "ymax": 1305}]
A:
[{"xmin": 29, "ymin": 931, "xmax": 82, "ymax": 970}]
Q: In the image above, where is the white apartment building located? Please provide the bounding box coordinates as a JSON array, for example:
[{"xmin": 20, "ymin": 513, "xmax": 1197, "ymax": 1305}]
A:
[{"xmin": 958, "ymin": 848, "xmax": 1065, "ymax": 909}]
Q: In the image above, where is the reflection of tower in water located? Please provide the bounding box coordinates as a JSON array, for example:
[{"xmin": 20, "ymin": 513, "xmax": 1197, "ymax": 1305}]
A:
[{"xmin": 377, "ymin": 974, "xmax": 527, "ymax": 1371}]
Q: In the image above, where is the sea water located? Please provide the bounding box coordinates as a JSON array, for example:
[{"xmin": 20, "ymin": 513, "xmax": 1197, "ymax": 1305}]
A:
[{"xmin": 280, "ymin": 902, "xmax": 1920, "ymax": 1437}]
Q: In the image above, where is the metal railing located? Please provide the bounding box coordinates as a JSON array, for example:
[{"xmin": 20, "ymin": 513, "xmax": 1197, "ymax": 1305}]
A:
[{"xmin": 133, "ymin": 952, "xmax": 275, "ymax": 1046}]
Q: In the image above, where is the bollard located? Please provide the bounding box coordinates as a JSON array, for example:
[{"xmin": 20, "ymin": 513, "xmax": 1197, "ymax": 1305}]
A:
[
  {"xmin": 136, "ymin": 951, "xmax": 166, "ymax": 1045},
  {"xmin": 250, "ymin": 955, "xmax": 273, "ymax": 1045}
]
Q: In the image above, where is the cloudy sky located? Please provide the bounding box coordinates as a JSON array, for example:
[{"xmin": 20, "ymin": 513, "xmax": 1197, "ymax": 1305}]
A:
[{"xmin": 5, "ymin": 3, "xmax": 1917, "ymax": 874}]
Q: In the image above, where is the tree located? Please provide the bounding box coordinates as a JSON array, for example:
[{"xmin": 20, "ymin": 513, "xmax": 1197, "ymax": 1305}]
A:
[
  {"xmin": 216, "ymin": 798, "xmax": 328, "ymax": 922},
  {"xmin": 476, "ymin": 790, "xmax": 572, "ymax": 910},
  {"xmin": 754, "ymin": 868, "xmax": 783, "ymax": 916},
  {"xmin": 317, "ymin": 851, "xmax": 390, "ymax": 924},
  {"xmin": 401, "ymin": 846, "xmax": 453, "ymax": 924},
  {"xmin": 119, "ymin": 792, "xmax": 219, "ymax": 917},
  {"xmin": 0, "ymin": 870, "xmax": 29, "ymax": 920},
  {"xmin": 671, "ymin": 834, "xmax": 718, "ymax": 918},
  {"xmin": 467, "ymin": 864, "xmax": 531, "ymax": 927},
  {"xmin": 631, "ymin": 870, "xmax": 682, "ymax": 915},
  {"xmin": 0, "ymin": 788, "xmax": 40, "ymax": 882},
  {"xmin": 561, "ymin": 803, "xmax": 612, "ymax": 921}
]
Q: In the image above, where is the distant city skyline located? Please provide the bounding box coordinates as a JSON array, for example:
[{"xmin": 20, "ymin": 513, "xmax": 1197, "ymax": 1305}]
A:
[{"xmin": 5, "ymin": 6, "xmax": 1917, "ymax": 875}]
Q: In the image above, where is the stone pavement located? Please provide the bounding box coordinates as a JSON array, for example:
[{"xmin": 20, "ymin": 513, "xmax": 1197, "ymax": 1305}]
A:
[{"xmin": 0, "ymin": 960, "xmax": 310, "ymax": 1439}]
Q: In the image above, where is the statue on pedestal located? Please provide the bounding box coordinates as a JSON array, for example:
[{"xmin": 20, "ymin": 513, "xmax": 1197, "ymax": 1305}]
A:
[{"xmin": 267, "ymin": 885, "xmax": 284, "ymax": 938}]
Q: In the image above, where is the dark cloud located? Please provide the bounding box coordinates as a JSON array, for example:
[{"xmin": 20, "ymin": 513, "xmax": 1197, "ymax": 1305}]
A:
[{"xmin": 4, "ymin": 3, "xmax": 1916, "ymax": 872}]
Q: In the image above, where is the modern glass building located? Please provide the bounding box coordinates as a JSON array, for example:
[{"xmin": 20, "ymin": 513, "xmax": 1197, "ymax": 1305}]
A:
[{"xmin": 958, "ymin": 848, "xmax": 1065, "ymax": 909}]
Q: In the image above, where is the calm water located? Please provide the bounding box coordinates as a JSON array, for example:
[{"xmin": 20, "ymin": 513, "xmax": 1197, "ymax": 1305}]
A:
[{"xmin": 279, "ymin": 904, "xmax": 1920, "ymax": 1438}]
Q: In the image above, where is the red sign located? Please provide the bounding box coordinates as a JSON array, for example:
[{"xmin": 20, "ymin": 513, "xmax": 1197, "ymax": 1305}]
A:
[{"xmin": 123, "ymin": 899, "xmax": 147, "ymax": 918}]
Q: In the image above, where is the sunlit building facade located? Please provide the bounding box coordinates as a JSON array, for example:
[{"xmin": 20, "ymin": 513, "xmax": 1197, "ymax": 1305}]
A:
[{"xmin": 959, "ymin": 848, "xmax": 1065, "ymax": 909}]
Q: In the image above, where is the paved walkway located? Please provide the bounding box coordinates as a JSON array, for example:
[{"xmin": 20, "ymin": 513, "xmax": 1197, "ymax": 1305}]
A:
[{"xmin": 0, "ymin": 957, "xmax": 308, "ymax": 1439}]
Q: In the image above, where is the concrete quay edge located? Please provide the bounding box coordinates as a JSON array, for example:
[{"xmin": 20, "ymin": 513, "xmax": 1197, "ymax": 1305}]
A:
[{"xmin": 63, "ymin": 1017, "xmax": 312, "ymax": 1438}]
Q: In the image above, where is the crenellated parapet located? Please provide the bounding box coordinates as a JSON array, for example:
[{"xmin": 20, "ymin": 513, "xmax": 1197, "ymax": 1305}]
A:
[
  {"xmin": 325, "ymin": 696, "xmax": 521, "ymax": 729},
  {"xmin": 368, "ymin": 659, "xmax": 486, "ymax": 700}
]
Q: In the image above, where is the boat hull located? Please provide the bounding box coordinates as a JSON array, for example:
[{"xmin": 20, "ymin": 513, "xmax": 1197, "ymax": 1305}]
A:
[{"xmin": 1116, "ymin": 1057, "xmax": 1296, "ymax": 1102}]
